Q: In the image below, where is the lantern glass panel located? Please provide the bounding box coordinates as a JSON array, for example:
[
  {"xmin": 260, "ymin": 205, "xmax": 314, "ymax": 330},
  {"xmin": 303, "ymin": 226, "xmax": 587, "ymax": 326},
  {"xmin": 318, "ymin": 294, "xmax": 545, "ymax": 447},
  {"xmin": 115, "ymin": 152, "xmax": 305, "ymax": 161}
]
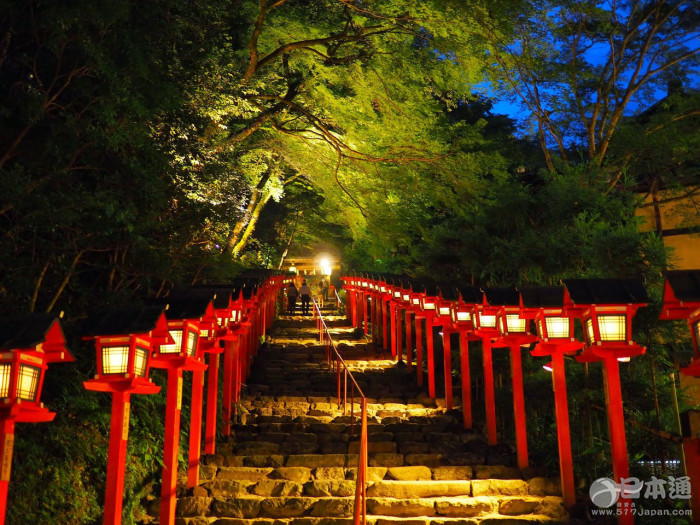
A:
[
  {"xmin": 403, "ymin": 293, "xmax": 410, "ymax": 301},
  {"xmin": 598, "ymin": 315, "xmax": 626, "ymax": 341},
  {"xmin": 0, "ymin": 364, "xmax": 10, "ymax": 398},
  {"xmin": 545, "ymin": 317, "xmax": 570, "ymax": 338},
  {"xmin": 423, "ymin": 301, "xmax": 435, "ymax": 310},
  {"xmin": 187, "ymin": 330, "xmax": 198, "ymax": 357},
  {"xmin": 481, "ymin": 314, "xmax": 497, "ymax": 328},
  {"xmin": 200, "ymin": 328, "xmax": 210, "ymax": 338},
  {"xmin": 217, "ymin": 316, "xmax": 228, "ymax": 328},
  {"xmin": 411, "ymin": 297, "xmax": 419, "ymax": 305},
  {"xmin": 17, "ymin": 364, "xmax": 40, "ymax": 401},
  {"xmin": 102, "ymin": 345, "xmax": 130, "ymax": 374},
  {"xmin": 439, "ymin": 306, "xmax": 451, "ymax": 316},
  {"xmin": 134, "ymin": 347, "xmax": 149, "ymax": 377},
  {"xmin": 160, "ymin": 329, "xmax": 183, "ymax": 354},
  {"xmin": 456, "ymin": 311, "xmax": 470, "ymax": 321},
  {"xmin": 506, "ymin": 314, "xmax": 527, "ymax": 333},
  {"xmin": 393, "ymin": 291, "xmax": 401, "ymax": 299},
  {"xmin": 585, "ymin": 318, "xmax": 595, "ymax": 343}
]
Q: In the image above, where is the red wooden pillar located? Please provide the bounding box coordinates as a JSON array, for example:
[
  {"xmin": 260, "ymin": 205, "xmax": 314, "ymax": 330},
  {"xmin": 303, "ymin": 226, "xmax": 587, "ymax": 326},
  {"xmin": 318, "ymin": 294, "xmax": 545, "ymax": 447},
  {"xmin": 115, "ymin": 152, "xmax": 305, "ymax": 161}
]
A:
[
  {"xmin": 443, "ymin": 331, "xmax": 453, "ymax": 410},
  {"xmin": 371, "ymin": 295, "xmax": 377, "ymax": 343},
  {"xmin": 204, "ymin": 353, "xmax": 220, "ymax": 454},
  {"xmin": 602, "ymin": 357, "xmax": 634, "ymax": 525},
  {"xmin": 459, "ymin": 331, "xmax": 472, "ymax": 428},
  {"xmin": 405, "ymin": 311, "xmax": 413, "ymax": 370},
  {"xmin": 160, "ymin": 368, "xmax": 184, "ymax": 525},
  {"xmin": 415, "ymin": 319, "xmax": 423, "ymax": 386},
  {"xmin": 0, "ymin": 418, "xmax": 14, "ymax": 525},
  {"xmin": 363, "ymin": 294, "xmax": 369, "ymax": 336},
  {"xmin": 382, "ymin": 299, "xmax": 389, "ymax": 351},
  {"xmin": 396, "ymin": 308, "xmax": 403, "ymax": 363},
  {"xmin": 509, "ymin": 343, "xmax": 528, "ymax": 469},
  {"xmin": 390, "ymin": 303, "xmax": 397, "ymax": 357},
  {"xmin": 683, "ymin": 436, "xmax": 700, "ymax": 519},
  {"xmin": 402, "ymin": 310, "xmax": 411, "ymax": 365},
  {"xmin": 102, "ymin": 392, "xmax": 130, "ymax": 525},
  {"xmin": 221, "ymin": 337, "xmax": 238, "ymax": 436},
  {"xmin": 551, "ymin": 352, "xmax": 575, "ymax": 509},
  {"xmin": 426, "ymin": 320, "xmax": 436, "ymax": 398},
  {"xmin": 187, "ymin": 367, "xmax": 205, "ymax": 487},
  {"xmin": 482, "ymin": 337, "xmax": 497, "ymax": 445}
]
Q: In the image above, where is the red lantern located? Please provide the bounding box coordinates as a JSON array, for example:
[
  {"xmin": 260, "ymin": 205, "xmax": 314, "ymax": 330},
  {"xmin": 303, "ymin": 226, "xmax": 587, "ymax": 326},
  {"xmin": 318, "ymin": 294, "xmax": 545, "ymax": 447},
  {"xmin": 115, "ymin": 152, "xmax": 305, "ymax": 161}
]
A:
[
  {"xmin": 0, "ymin": 314, "xmax": 73, "ymax": 525},
  {"xmin": 659, "ymin": 270, "xmax": 700, "ymax": 519},
  {"xmin": 520, "ymin": 286, "xmax": 583, "ymax": 510},
  {"xmin": 450, "ymin": 286, "xmax": 482, "ymax": 430},
  {"xmin": 150, "ymin": 298, "xmax": 209, "ymax": 525},
  {"xmin": 488, "ymin": 288, "xmax": 537, "ymax": 469},
  {"xmin": 84, "ymin": 307, "xmax": 171, "ymax": 525},
  {"xmin": 564, "ymin": 278, "xmax": 648, "ymax": 525},
  {"xmin": 471, "ymin": 288, "xmax": 501, "ymax": 445}
]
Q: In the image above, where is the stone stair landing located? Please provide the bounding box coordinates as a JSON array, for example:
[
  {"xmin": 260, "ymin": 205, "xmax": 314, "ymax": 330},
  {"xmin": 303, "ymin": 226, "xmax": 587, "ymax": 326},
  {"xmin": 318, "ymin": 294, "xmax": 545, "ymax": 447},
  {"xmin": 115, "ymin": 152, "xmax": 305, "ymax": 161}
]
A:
[{"xmin": 176, "ymin": 311, "xmax": 571, "ymax": 524}]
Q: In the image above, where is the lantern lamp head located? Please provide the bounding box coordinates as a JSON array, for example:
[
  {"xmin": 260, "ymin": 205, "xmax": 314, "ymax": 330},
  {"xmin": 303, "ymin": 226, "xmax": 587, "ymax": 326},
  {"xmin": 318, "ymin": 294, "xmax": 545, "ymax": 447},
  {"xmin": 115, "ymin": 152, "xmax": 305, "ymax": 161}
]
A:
[
  {"xmin": 83, "ymin": 307, "xmax": 169, "ymax": 394},
  {"xmin": 564, "ymin": 278, "xmax": 648, "ymax": 361},
  {"xmin": 0, "ymin": 314, "xmax": 70, "ymax": 416}
]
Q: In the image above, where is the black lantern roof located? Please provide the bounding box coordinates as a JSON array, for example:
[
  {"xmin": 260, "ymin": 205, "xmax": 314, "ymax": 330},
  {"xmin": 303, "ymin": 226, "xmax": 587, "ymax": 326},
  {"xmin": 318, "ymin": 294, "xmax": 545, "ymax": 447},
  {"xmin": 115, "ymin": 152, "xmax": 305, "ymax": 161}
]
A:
[
  {"xmin": 663, "ymin": 270, "xmax": 700, "ymax": 302},
  {"xmin": 150, "ymin": 296, "xmax": 212, "ymax": 321},
  {"xmin": 187, "ymin": 285, "xmax": 241, "ymax": 309},
  {"xmin": 483, "ymin": 287, "xmax": 520, "ymax": 306},
  {"xmin": 563, "ymin": 278, "xmax": 648, "ymax": 304},
  {"xmin": 438, "ymin": 285, "xmax": 460, "ymax": 301},
  {"xmin": 238, "ymin": 269, "xmax": 281, "ymax": 279},
  {"xmin": 458, "ymin": 286, "xmax": 483, "ymax": 304},
  {"xmin": 84, "ymin": 306, "xmax": 167, "ymax": 337},
  {"xmin": 519, "ymin": 286, "xmax": 566, "ymax": 308},
  {"xmin": 0, "ymin": 314, "xmax": 64, "ymax": 351}
]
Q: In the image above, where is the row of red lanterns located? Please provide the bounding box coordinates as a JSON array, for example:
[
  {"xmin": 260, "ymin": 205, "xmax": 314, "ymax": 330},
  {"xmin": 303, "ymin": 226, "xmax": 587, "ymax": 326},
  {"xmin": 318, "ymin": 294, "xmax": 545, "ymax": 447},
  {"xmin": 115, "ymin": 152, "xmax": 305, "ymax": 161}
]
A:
[
  {"xmin": 0, "ymin": 273, "xmax": 289, "ymax": 525},
  {"xmin": 341, "ymin": 271, "xmax": 700, "ymax": 524}
]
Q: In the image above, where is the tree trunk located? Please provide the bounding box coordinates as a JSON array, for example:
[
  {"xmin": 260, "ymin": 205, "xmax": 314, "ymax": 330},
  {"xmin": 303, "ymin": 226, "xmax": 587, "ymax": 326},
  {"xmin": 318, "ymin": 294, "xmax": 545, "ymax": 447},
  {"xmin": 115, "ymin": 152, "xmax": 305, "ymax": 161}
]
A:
[
  {"xmin": 225, "ymin": 169, "xmax": 274, "ymax": 255},
  {"xmin": 231, "ymin": 192, "xmax": 273, "ymax": 256}
]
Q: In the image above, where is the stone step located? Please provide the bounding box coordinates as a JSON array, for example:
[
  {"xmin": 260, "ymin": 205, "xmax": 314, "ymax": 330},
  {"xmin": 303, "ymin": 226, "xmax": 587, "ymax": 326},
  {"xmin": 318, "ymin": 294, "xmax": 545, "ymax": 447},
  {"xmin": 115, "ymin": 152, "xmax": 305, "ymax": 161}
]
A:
[
  {"xmin": 201, "ymin": 457, "xmax": 543, "ymax": 485},
  {"xmin": 175, "ymin": 317, "xmax": 568, "ymax": 525},
  {"xmin": 177, "ymin": 493, "xmax": 568, "ymax": 520},
  {"xmin": 177, "ymin": 518, "xmax": 575, "ymax": 525}
]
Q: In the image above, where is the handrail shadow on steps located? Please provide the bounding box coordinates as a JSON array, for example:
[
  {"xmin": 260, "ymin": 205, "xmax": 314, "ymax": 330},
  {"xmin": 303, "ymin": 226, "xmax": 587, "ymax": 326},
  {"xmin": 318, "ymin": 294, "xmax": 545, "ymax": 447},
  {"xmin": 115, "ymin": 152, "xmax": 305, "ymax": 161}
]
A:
[{"xmin": 312, "ymin": 299, "xmax": 367, "ymax": 525}]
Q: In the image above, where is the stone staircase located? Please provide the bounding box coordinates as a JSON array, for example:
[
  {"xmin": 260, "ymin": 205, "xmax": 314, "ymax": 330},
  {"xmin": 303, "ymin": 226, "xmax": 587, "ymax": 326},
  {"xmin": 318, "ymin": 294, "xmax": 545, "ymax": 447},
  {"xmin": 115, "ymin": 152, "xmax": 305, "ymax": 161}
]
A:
[{"xmin": 176, "ymin": 308, "xmax": 572, "ymax": 524}]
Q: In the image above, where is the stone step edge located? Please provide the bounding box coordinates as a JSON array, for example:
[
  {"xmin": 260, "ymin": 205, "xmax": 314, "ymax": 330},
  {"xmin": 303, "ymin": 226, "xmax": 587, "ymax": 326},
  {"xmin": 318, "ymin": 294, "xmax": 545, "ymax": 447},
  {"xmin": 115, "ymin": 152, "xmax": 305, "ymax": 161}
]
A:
[
  {"xmin": 176, "ymin": 517, "xmax": 574, "ymax": 525},
  {"xmin": 177, "ymin": 495, "xmax": 568, "ymax": 520}
]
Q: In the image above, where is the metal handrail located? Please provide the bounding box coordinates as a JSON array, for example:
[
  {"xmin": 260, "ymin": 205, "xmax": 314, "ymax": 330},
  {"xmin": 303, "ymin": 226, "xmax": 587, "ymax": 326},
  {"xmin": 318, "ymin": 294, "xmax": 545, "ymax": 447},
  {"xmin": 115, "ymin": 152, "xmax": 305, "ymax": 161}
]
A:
[
  {"xmin": 334, "ymin": 287, "xmax": 343, "ymax": 310},
  {"xmin": 313, "ymin": 300, "xmax": 367, "ymax": 525}
]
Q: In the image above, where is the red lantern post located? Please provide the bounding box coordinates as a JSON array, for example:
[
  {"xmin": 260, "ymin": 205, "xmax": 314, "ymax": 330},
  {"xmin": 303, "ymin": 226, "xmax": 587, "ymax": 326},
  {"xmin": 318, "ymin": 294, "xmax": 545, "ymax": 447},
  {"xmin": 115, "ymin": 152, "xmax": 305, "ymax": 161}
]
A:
[
  {"xmin": 435, "ymin": 288, "xmax": 458, "ymax": 410},
  {"xmin": 0, "ymin": 314, "xmax": 73, "ymax": 525},
  {"xmin": 419, "ymin": 285, "xmax": 440, "ymax": 399},
  {"xmin": 221, "ymin": 289, "xmax": 244, "ymax": 438},
  {"xmin": 150, "ymin": 298, "xmax": 209, "ymax": 525},
  {"xmin": 489, "ymin": 287, "xmax": 538, "ymax": 470},
  {"xmin": 659, "ymin": 270, "xmax": 700, "ymax": 519},
  {"xmin": 520, "ymin": 286, "xmax": 583, "ymax": 509},
  {"xmin": 84, "ymin": 307, "xmax": 171, "ymax": 525},
  {"xmin": 565, "ymin": 278, "xmax": 647, "ymax": 525},
  {"xmin": 450, "ymin": 286, "xmax": 482, "ymax": 429},
  {"xmin": 388, "ymin": 282, "xmax": 403, "ymax": 359},
  {"xmin": 471, "ymin": 288, "xmax": 501, "ymax": 446},
  {"xmin": 185, "ymin": 297, "xmax": 218, "ymax": 488},
  {"xmin": 379, "ymin": 280, "xmax": 392, "ymax": 352}
]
